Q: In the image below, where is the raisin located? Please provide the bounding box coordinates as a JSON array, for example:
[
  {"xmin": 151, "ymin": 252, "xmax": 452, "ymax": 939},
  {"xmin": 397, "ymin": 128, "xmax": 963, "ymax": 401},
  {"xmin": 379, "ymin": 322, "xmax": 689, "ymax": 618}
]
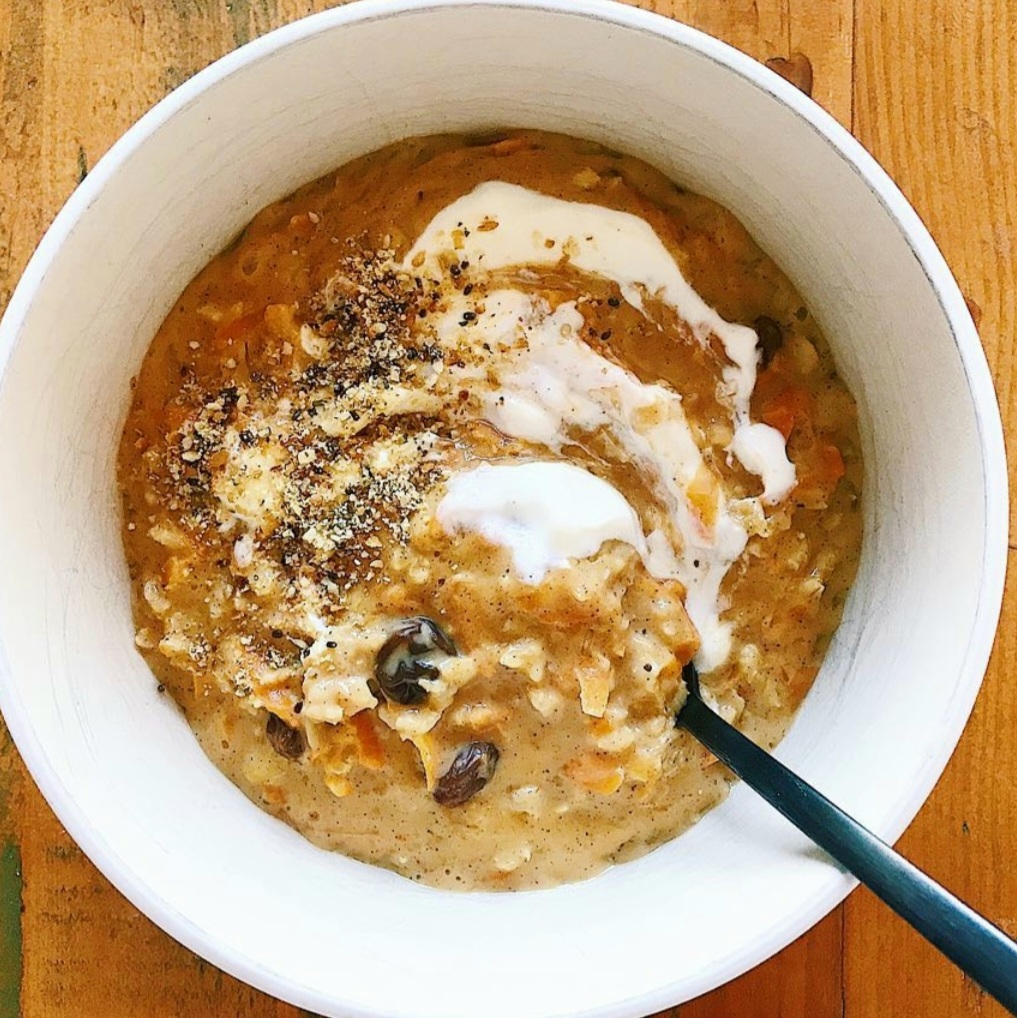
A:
[
  {"xmin": 433, "ymin": 742, "xmax": 500, "ymax": 807},
  {"xmin": 266, "ymin": 712, "xmax": 305, "ymax": 760},
  {"xmin": 754, "ymin": 315, "xmax": 784, "ymax": 369},
  {"xmin": 374, "ymin": 617, "xmax": 457, "ymax": 706}
]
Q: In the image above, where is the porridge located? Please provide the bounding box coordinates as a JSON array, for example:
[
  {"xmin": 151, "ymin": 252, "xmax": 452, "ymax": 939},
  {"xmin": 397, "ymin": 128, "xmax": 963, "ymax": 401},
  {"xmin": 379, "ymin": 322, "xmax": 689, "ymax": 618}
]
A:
[{"xmin": 118, "ymin": 131, "xmax": 862, "ymax": 890}]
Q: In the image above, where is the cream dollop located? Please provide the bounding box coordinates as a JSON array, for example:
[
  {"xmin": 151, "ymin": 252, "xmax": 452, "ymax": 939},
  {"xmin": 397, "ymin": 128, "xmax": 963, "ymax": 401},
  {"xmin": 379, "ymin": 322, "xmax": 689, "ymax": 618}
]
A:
[{"xmin": 437, "ymin": 461, "xmax": 650, "ymax": 584}]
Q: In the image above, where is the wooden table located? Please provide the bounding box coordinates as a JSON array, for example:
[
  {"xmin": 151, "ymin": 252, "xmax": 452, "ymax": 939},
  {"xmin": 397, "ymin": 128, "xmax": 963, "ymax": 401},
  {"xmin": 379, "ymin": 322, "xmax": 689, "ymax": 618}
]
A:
[{"xmin": 1, "ymin": 1, "xmax": 1015, "ymax": 1014}]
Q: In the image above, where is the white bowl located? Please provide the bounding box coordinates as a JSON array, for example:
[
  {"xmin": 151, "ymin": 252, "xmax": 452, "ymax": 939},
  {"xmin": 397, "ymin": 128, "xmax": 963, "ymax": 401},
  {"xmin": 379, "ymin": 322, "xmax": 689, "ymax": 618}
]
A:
[{"xmin": 0, "ymin": 1, "xmax": 1006, "ymax": 1015}]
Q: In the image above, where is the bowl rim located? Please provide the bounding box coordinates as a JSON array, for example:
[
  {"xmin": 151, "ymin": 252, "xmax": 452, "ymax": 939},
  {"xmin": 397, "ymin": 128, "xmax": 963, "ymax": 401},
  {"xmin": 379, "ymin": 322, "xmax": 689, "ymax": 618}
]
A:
[{"xmin": 0, "ymin": 0, "xmax": 1008, "ymax": 1013}]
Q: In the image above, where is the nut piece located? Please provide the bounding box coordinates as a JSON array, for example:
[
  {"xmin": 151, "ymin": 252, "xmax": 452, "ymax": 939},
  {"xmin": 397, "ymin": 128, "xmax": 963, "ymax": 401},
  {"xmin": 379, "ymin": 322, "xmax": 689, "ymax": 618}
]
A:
[
  {"xmin": 754, "ymin": 315, "xmax": 784, "ymax": 369},
  {"xmin": 433, "ymin": 742, "xmax": 500, "ymax": 807},
  {"xmin": 266, "ymin": 712, "xmax": 305, "ymax": 759},
  {"xmin": 374, "ymin": 616, "xmax": 457, "ymax": 706}
]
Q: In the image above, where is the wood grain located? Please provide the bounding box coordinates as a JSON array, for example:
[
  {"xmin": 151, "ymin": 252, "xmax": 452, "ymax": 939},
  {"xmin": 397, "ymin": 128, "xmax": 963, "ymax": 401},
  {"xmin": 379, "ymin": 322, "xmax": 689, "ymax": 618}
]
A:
[{"xmin": 0, "ymin": 0, "xmax": 1013, "ymax": 1015}]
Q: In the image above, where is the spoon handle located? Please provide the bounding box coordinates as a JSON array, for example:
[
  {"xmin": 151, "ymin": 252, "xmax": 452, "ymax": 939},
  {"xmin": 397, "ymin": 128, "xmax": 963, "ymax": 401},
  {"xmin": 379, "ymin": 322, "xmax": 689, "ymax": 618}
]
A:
[{"xmin": 679, "ymin": 693, "xmax": 1017, "ymax": 1014}]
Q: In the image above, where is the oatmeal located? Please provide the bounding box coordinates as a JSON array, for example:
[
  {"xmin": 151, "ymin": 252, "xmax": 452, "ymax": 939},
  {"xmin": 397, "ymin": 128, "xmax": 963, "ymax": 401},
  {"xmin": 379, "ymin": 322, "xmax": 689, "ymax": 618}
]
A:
[{"xmin": 118, "ymin": 131, "xmax": 862, "ymax": 890}]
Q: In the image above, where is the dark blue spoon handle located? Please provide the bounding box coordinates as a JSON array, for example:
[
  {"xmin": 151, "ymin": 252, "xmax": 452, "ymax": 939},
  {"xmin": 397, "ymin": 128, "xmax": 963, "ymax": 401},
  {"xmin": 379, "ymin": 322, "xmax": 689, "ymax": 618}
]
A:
[{"xmin": 678, "ymin": 690, "xmax": 1017, "ymax": 1014}]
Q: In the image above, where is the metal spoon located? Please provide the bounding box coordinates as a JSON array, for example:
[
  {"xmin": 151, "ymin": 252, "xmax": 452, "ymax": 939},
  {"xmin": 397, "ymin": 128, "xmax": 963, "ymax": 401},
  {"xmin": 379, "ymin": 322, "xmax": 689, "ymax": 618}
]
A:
[{"xmin": 677, "ymin": 662, "xmax": 1017, "ymax": 1013}]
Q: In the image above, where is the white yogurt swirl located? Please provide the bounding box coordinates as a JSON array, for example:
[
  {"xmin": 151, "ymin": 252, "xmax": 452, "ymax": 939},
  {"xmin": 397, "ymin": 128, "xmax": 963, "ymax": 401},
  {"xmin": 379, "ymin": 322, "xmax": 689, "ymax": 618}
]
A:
[{"xmin": 407, "ymin": 182, "xmax": 796, "ymax": 670}]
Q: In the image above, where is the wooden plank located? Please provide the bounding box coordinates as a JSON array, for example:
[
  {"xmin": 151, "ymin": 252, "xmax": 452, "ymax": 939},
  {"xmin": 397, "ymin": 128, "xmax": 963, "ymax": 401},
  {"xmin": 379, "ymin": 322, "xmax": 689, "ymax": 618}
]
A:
[
  {"xmin": 848, "ymin": 1, "xmax": 1017, "ymax": 1015},
  {"xmin": 1, "ymin": 6, "xmax": 47, "ymax": 1015}
]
